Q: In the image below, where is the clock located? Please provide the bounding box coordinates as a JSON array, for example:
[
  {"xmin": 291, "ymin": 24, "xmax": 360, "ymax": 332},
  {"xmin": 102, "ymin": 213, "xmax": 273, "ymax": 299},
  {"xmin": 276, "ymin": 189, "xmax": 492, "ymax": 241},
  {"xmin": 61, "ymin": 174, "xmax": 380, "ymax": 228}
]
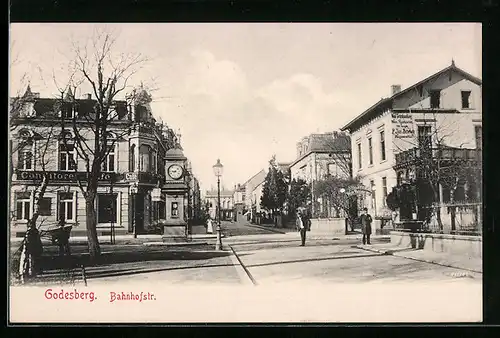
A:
[{"xmin": 167, "ymin": 164, "xmax": 184, "ymax": 180}]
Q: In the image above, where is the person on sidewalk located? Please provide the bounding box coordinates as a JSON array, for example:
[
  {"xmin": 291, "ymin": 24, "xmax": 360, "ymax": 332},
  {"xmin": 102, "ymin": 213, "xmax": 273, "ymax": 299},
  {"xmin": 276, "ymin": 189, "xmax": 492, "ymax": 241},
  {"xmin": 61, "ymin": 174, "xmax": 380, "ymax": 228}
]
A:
[
  {"xmin": 359, "ymin": 207, "xmax": 373, "ymax": 245},
  {"xmin": 296, "ymin": 209, "xmax": 307, "ymax": 246},
  {"xmin": 206, "ymin": 217, "xmax": 214, "ymax": 234}
]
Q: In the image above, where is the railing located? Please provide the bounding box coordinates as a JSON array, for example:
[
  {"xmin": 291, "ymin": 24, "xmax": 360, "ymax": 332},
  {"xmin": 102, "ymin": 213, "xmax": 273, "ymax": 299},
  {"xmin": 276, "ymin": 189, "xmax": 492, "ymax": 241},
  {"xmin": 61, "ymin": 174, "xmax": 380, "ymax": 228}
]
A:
[
  {"xmin": 416, "ymin": 202, "xmax": 482, "ymax": 236},
  {"xmin": 395, "ymin": 147, "xmax": 482, "ymax": 166}
]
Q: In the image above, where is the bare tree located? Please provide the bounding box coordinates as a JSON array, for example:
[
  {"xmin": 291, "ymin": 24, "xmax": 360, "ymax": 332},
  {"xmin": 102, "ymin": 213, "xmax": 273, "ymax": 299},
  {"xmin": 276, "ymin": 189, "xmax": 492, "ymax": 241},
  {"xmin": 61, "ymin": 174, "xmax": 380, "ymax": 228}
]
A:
[{"xmin": 51, "ymin": 29, "xmax": 152, "ymax": 259}]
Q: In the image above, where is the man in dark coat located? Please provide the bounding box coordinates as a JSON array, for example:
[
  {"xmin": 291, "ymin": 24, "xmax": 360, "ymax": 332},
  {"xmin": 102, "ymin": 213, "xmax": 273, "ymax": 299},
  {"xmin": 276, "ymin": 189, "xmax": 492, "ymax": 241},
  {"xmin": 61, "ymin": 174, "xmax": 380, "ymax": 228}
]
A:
[
  {"xmin": 296, "ymin": 209, "xmax": 308, "ymax": 246},
  {"xmin": 359, "ymin": 207, "xmax": 373, "ymax": 245}
]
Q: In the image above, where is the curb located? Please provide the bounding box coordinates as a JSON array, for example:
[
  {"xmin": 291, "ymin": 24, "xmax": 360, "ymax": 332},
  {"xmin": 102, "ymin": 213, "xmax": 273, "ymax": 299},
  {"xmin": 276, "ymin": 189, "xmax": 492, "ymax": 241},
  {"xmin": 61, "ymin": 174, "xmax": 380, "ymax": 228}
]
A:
[
  {"xmin": 354, "ymin": 245, "xmax": 482, "ymax": 274},
  {"xmin": 228, "ymin": 245, "xmax": 257, "ymax": 286},
  {"xmin": 244, "ymin": 224, "xmax": 287, "ymax": 234}
]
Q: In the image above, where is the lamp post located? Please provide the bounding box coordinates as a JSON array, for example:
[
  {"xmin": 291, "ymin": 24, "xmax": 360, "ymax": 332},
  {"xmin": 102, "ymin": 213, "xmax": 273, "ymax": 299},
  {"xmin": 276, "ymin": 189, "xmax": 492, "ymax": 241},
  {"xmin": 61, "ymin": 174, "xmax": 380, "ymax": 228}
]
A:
[{"xmin": 213, "ymin": 159, "xmax": 224, "ymax": 251}]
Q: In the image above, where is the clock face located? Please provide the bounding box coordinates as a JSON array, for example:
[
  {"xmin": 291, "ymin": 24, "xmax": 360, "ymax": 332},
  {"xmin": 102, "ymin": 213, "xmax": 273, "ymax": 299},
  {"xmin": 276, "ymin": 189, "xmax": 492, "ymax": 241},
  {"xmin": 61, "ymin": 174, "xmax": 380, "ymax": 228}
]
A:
[{"xmin": 168, "ymin": 164, "xmax": 184, "ymax": 180}]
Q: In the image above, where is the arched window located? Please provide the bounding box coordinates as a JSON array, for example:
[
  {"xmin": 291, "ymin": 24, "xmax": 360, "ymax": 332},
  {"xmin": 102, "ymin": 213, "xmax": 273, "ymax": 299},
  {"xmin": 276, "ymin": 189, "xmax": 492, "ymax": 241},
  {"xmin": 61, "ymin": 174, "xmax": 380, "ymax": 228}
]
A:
[{"xmin": 129, "ymin": 144, "xmax": 136, "ymax": 172}]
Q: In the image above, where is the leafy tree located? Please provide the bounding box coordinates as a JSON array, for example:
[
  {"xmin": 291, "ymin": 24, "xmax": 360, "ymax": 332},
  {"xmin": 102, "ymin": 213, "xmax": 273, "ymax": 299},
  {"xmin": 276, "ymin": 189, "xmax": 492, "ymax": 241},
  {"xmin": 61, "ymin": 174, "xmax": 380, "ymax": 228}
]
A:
[
  {"xmin": 260, "ymin": 155, "xmax": 288, "ymax": 218},
  {"xmin": 287, "ymin": 178, "xmax": 310, "ymax": 218}
]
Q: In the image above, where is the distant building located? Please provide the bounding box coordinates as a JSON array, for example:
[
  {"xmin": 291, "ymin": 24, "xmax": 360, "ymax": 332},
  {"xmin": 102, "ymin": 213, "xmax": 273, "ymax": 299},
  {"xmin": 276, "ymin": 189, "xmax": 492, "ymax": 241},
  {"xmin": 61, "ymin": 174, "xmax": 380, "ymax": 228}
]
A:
[
  {"xmin": 232, "ymin": 183, "xmax": 246, "ymax": 222},
  {"xmin": 242, "ymin": 169, "xmax": 267, "ymax": 221},
  {"xmin": 289, "ymin": 131, "xmax": 351, "ymax": 216},
  {"xmin": 205, "ymin": 188, "xmax": 233, "ymax": 221}
]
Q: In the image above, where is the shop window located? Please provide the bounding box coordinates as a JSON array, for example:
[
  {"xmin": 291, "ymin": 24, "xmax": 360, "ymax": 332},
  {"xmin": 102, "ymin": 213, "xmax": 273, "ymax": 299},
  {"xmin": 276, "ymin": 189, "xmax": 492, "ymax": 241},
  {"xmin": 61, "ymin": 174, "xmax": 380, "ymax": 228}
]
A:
[
  {"xmin": 58, "ymin": 192, "xmax": 75, "ymax": 222},
  {"xmin": 39, "ymin": 197, "xmax": 52, "ymax": 216},
  {"xmin": 97, "ymin": 194, "xmax": 117, "ymax": 224}
]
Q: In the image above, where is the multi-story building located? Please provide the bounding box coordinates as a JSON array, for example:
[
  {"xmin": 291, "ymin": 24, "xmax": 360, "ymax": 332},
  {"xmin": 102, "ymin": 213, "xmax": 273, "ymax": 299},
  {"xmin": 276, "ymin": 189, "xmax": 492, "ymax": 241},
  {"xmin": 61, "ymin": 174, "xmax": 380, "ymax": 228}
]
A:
[
  {"xmin": 9, "ymin": 85, "xmax": 183, "ymax": 238},
  {"xmin": 242, "ymin": 169, "xmax": 267, "ymax": 221},
  {"xmin": 340, "ymin": 61, "xmax": 482, "ymax": 231},
  {"xmin": 205, "ymin": 188, "xmax": 234, "ymax": 221},
  {"xmin": 185, "ymin": 160, "xmax": 202, "ymax": 224},
  {"xmin": 289, "ymin": 131, "xmax": 351, "ymax": 217},
  {"xmin": 232, "ymin": 183, "xmax": 246, "ymax": 222}
]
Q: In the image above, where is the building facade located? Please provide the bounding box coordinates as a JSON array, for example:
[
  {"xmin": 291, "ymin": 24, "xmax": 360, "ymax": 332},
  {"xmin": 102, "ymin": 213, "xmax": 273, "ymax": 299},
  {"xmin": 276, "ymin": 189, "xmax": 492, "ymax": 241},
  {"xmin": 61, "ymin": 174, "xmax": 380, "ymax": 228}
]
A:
[
  {"xmin": 242, "ymin": 169, "xmax": 267, "ymax": 221},
  {"xmin": 232, "ymin": 184, "xmax": 246, "ymax": 222},
  {"xmin": 341, "ymin": 62, "xmax": 482, "ymax": 228},
  {"xmin": 205, "ymin": 189, "xmax": 234, "ymax": 221},
  {"xmin": 9, "ymin": 85, "xmax": 187, "ymax": 238},
  {"xmin": 289, "ymin": 131, "xmax": 351, "ymax": 217}
]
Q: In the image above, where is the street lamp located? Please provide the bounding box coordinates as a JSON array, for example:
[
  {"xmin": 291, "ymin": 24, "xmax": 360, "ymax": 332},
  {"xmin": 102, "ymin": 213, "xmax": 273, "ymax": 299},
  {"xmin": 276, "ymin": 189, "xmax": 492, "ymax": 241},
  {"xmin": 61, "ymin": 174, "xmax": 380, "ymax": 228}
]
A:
[{"xmin": 213, "ymin": 159, "xmax": 224, "ymax": 251}]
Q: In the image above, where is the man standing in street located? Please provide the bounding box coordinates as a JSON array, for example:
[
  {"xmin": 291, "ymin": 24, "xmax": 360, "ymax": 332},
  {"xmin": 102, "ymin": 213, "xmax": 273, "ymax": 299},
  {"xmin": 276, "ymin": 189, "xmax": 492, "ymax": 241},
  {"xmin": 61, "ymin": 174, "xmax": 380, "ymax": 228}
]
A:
[
  {"xmin": 359, "ymin": 207, "xmax": 373, "ymax": 245},
  {"xmin": 296, "ymin": 208, "xmax": 308, "ymax": 246}
]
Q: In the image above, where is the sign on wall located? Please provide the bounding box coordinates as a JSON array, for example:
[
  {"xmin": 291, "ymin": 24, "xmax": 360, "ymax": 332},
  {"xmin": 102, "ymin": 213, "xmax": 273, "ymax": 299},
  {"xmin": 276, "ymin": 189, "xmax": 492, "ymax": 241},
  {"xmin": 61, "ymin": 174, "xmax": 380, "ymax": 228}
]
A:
[
  {"xmin": 391, "ymin": 112, "xmax": 415, "ymax": 139},
  {"xmin": 151, "ymin": 188, "xmax": 162, "ymax": 201},
  {"xmin": 16, "ymin": 170, "xmax": 115, "ymax": 182}
]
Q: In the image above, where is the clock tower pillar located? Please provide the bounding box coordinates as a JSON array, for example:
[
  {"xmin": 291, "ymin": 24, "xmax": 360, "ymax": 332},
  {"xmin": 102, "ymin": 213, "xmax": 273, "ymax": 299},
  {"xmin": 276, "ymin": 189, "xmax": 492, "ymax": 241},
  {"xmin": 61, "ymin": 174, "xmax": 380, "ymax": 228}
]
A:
[{"xmin": 161, "ymin": 147, "xmax": 189, "ymax": 242}]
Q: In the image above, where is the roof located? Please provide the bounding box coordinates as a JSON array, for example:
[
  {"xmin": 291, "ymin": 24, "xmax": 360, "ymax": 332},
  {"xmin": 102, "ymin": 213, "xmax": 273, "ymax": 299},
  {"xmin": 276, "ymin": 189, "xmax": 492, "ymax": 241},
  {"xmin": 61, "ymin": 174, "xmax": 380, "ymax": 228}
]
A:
[
  {"xmin": 289, "ymin": 132, "xmax": 351, "ymax": 168},
  {"xmin": 165, "ymin": 147, "xmax": 186, "ymax": 160},
  {"xmin": 243, "ymin": 169, "xmax": 267, "ymax": 189},
  {"xmin": 340, "ymin": 62, "xmax": 483, "ymax": 132}
]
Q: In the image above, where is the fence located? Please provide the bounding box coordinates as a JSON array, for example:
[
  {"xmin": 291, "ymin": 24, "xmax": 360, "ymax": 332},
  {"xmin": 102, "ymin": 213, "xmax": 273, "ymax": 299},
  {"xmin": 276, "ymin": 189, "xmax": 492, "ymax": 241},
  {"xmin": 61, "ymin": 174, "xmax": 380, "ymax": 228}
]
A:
[{"xmin": 418, "ymin": 202, "xmax": 482, "ymax": 236}]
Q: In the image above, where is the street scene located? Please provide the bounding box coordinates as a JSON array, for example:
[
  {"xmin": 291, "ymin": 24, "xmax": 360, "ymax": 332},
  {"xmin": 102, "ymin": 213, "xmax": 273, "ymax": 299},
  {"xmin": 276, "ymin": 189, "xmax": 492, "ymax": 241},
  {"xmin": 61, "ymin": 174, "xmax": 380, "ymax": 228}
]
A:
[{"xmin": 9, "ymin": 23, "xmax": 482, "ymax": 322}]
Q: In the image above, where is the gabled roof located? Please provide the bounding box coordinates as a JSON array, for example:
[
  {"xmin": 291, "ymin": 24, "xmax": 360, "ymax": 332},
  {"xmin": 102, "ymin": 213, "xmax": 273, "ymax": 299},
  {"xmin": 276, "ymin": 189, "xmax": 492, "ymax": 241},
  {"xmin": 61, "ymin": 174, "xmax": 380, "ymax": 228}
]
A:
[
  {"xmin": 340, "ymin": 62, "xmax": 482, "ymax": 132},
  {"xmin": 243, "ymin": 169, "xmax": 267, "ymax": 189}
]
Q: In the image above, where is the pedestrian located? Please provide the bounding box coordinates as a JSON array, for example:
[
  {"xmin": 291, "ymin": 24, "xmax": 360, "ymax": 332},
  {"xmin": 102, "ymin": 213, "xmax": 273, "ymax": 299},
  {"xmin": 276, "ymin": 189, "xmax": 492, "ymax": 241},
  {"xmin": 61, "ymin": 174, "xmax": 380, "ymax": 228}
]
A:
[
  {"xmin": 359, "ymin": 207, "xmax": 373, "ymax": 245},
  {"xmin": 56, "ymin": 219, "xmax": 71, "ymax": 256},
  {"xmin": 296, "ymin": 208, "xmax": 307, "ymax": 247},
  {"xmin": 206, "ymin": 217, "xmax": 214, "ymax": 234}
]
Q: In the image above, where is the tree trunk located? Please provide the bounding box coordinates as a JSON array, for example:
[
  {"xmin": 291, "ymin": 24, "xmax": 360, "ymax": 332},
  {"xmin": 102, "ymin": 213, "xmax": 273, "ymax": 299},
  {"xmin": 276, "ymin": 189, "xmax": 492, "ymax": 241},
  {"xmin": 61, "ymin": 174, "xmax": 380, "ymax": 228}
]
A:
[
  {"xmin": 432, "ymin": 185, "xmax": 444, "ymax": 232},
  {"xmin": 85, "ymin": 190, "xmax": 101, "ymax": 260},
  {"xmin": 450, "ymin": 188, "xmax": 457, "ymax": 233}
]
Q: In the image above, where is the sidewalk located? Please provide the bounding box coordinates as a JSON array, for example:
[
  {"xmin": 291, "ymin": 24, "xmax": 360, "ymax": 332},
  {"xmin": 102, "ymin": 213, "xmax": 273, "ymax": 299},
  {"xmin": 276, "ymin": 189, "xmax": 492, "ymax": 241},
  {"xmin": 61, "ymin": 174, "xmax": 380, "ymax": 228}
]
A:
[{"xmin": 354, "ymin": 244, "xmax": 482, "ymax": 274}]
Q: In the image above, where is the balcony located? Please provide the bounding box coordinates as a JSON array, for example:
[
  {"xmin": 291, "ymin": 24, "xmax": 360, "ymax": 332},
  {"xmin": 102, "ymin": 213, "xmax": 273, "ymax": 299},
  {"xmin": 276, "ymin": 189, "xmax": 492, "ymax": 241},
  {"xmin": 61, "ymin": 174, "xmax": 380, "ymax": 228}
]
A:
[
  {"xmin": 124, "ymin": 171, "xmax": 163, "ymax": 184},
  {"xmin": 395, "ymin": 147, "xmax": 482, "ymax": 169}
]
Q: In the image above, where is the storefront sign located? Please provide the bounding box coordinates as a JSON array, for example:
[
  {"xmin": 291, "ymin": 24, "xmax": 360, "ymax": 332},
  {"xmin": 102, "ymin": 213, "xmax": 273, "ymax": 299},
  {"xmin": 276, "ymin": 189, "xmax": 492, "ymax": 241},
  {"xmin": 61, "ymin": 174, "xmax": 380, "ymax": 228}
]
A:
[
  {"xmin": 392, "ymin": 112, "xmax": 415, "ymax": 139},
  {"xmin": 17, "ymin": 170, "xmax": 115, "ymax": 182}
]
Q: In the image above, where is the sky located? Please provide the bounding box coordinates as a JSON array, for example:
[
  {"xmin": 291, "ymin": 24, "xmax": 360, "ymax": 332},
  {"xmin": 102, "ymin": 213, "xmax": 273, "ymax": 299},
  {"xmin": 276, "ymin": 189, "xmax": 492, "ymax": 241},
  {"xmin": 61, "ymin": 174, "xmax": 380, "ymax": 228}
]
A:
[{"xmin": 9, "ymin": 23, "xmax": 481, "ymax": 193}]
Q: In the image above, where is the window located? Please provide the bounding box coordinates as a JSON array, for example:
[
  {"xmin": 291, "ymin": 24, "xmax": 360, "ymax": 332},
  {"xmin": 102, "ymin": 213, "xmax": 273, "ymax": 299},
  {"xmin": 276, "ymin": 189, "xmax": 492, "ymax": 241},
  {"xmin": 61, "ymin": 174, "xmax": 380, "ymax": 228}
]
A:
[
  {"xmin": 171, "ymin": 202, "xmax": 179, "ymax": 217},
  {"xmin": 39, "ymin": 197, "xmax": 52, "ymax": 216},
  {"xmin": 16, "ymin": 192, "xmax": 31, "ymax": 221},
  {"xmin": 430, "ymin": 90, "xmax": 441, "ymax": 108},
  {"xmin": 380, "ymin": 130, "xmax": 386, "ymax": 161},
  {"xmin": 368, "ymin": 137, "xmax": 373, "ymax": 165},
  {"xmin": 357, "ymin": 143, "xmax": 362, "ymax": 169},
  {"xmin": 58, "ymin": 192, "xmax": 74, "ymax": 222},
  {"xmin": 59, "ymin": 133, "xmax": 76, "ymax": 171},
  {"xmin": 475, "ymin": 126, "xmax": 482, "ymax": 150},
  {"xmin": 139, "ymin": 145, "xmax": 150, "ymax": 172},
  {"xmin": 418, "ymin": 126, "xmax": 432, "ymax": 148},
  {"xmin": 370, "ymin": 180, "xmax": 376, "ymax": 209},
  {"xmin": 97, "ymin": 194, "xmax": 117, "ymax": 224},
  {"xmin": 382, "ymin": 177, "xmax": 388, "ymax": 207},
  {"xmin": 61, "ymin": 103, "xmax": 74, "ymax": 119},
  {"xmin": 102, "ymin": 144, "xmax": 116, "ymax": 172},
  {"xmin": 129, "ymin": 144, "xmax": 136, "ymax": 172},
  {"xmin": 327, "ymin": 162, "xmax": 337, "ymax": 176},
  {"xmin": 461, "ymin": 91, "xmax": 471, "ymax": 109},
  {"xmin": 18, "ymin": 142, "xmax": 33, "ymax": 170}
]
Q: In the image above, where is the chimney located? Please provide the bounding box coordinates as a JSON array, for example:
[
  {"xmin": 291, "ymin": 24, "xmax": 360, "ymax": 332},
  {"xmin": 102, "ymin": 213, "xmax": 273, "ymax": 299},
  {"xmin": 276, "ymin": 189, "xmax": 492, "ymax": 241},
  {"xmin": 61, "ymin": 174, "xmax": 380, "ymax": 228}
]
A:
[{"xmin": 391, "ymin": 85, "xmax": 401, "ymax": 96}]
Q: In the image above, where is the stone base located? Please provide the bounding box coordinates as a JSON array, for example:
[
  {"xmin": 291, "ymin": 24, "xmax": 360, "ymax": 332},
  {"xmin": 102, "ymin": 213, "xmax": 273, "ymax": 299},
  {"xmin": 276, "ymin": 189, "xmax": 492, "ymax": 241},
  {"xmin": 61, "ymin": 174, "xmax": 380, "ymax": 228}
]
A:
[{"xmin": 162, "ymin": 225, "xmax": 187, "ymax": 243}]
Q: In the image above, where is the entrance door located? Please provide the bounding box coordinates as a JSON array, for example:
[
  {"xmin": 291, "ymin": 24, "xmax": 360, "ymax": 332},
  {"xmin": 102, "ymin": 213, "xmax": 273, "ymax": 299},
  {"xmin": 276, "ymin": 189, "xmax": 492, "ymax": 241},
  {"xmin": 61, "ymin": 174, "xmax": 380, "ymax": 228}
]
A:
[{"xmin": 135, "ymin": 193, "xmax": 145, "ymax": 234}]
